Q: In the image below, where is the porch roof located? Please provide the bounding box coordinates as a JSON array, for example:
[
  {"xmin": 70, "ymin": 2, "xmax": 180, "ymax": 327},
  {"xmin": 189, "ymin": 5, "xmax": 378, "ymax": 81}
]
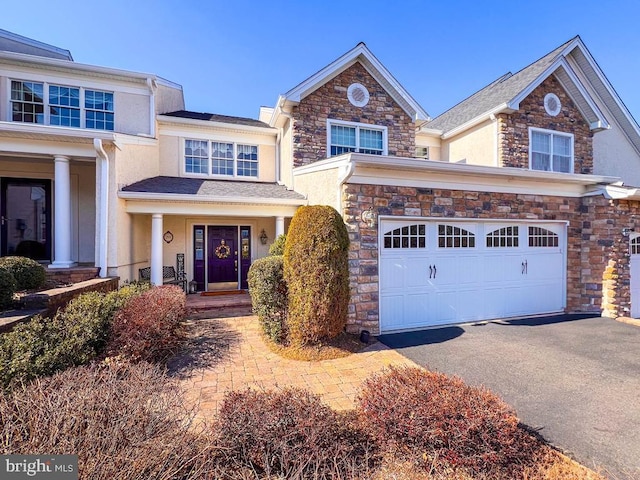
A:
[{"xmin": 119, "ymin": 176, "xmax": 306, "ymax": 203}]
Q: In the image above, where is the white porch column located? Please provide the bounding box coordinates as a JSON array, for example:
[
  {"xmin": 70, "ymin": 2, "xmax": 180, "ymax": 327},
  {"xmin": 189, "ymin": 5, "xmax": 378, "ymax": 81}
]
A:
[
  {"xmin": 150, "ymin": 213, "xmax": 163, "ymax": 285},
  {"xmin": 275, "ymin": 216, "xmax": 285, "ymax": 237},
  {"xmin": 50, "ymin": 155, "xmax": 74, "ymax": 268}
]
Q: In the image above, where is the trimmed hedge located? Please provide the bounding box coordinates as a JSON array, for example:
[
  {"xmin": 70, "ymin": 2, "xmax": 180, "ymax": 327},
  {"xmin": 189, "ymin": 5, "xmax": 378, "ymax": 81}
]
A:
[
  {"xmin": 0, "ymin": 256, "xmax": 46, "ymax": 290},
  {"xmin": 0, "ymin": 268, "xmax": 16, "ymax": 310},
  {"xmin": 0, "ymin": 283, "xmax": 150, "ymax": 389},
  {"xmin": 357, "ymin": 366, "xmax": 539, "ymax": 478},
  {"xmin": 0, "ymin": 362, "xmax": 215, "ymax": 479},
  {"xmin": 214, "ymin": 387, "xmax": 377, "ymax": 478},
  {"xmin": 283, "ymin": 205, "xmax": 350, "ymax": 345},
  {"xmin": 107, "ymin": 285, "xmax": 187, "ymax": 363},
  {"xmin": 248, "ymin": 255, "xmax": 288, "ymax": 343}
]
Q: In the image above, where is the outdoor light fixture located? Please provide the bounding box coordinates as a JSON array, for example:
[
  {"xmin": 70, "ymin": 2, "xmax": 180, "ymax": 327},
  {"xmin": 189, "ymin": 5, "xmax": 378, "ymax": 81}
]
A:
[
  {"xmin": 361, "ymin": 207, "xmax": 377, "ymax": 228},
  {"xmin": 259, "ymin": 229, "xmax": 268, "ymax": 245},
  {"xmin": 622, "ymin": 227, "xmax": 635, "ymax": 237}
]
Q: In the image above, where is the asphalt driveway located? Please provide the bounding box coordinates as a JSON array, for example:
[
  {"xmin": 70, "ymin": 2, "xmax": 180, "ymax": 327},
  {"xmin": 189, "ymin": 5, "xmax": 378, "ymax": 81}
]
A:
[{"xmin": 379, "ymin": 315, "xmax": 640, "ymax": 479}]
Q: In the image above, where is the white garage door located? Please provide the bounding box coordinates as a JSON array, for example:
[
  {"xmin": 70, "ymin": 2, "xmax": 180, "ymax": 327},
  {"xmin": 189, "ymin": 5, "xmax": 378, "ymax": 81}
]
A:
[
  {"xmin": 379, "ymin": 220, "xmax": 566, "ymax": 332},
  {"xmin": 630, "ymin": 234, "xmax": 640, "ymax": 317}
]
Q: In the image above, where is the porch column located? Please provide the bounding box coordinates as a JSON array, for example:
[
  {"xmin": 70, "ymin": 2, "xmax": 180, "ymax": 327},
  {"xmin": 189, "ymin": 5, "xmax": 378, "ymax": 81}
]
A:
[
  {"xmin": 150, "ymin": 213, "xmax": 164, "ymax": 285},
  {"xmin": 50, "ymin": 155, "xmax": 74, "ymax": 268},
  {"xmin": 275, "ymin": 216, "xmax": 285, "ymax": 237}
]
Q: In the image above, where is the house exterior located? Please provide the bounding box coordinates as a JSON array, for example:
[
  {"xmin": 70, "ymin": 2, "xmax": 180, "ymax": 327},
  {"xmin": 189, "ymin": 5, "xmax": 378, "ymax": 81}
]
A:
[{"xmin": 2, "ymin": 30, "xmax": 640, "ymax": 334}]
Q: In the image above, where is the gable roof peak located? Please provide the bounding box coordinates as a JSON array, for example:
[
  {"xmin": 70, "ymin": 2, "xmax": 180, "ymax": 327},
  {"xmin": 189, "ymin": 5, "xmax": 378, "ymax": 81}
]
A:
[{"xmin": 277, "ymin": 42, "xmax": 429, "ymax": 123}]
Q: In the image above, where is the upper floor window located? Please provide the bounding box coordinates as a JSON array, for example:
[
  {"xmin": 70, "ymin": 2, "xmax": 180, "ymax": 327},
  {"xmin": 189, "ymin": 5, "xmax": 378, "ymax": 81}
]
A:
[
  {"xmin": 327, "ymin": 120, "xmax": 387, "ymax": 157},
  {"xmin": 185, "ymin": 139, "xmax": 259, "ymax": 178},
  {"xmin": 529, "ymin": 128, "xmax": 573, "ymax": 173},
  {"xmin": 10, "ymin": 80, "xmax": 114, "ymax": 131}
]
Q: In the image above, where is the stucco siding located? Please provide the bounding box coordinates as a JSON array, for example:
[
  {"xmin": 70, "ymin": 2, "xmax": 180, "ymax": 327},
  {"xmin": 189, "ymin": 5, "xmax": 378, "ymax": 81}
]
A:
[
  {"xmin": 115, "ymin": 92, "xmax": 151, "ymax": 136},
  {"xmin": 443, "ymin": 119, "xmax": 496, "ymax": 166},
  {"xmin": 155, "ymin": 83, "xmax": 185, "ymax": 115},
  {"xmin": 294, "ymin": 168, "xmax": 340, "ymax": 210},
  {"xmin": 593, "ymin": 126, "xmax": 640, "ymax": 186}
]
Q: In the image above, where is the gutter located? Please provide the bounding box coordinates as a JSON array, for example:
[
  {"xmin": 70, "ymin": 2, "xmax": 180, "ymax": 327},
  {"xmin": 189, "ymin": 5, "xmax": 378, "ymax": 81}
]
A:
[
  {"xmin": 336, "ymin": 161, "xmax": 356, "ymax": 213},
  {"xmin": 117, "ymin": 190, "xmax": 306, "ymax": 206}
]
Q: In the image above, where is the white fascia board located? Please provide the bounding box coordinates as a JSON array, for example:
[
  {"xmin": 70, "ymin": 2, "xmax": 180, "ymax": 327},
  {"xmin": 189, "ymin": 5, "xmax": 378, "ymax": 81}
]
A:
[
  {"xmin": 292, "ymin": 155, "xmax": 352, "ymax": 176},
  {"xmin": 441, "ymin": 104, "xmax": 511, "ymax": 139},
  {"xmin": 112, "ymin": 133, "xmax": 158, "ymax": 146},
  {"xmin": 571, "ymin": 37, "xmax": 640, "ymax": 140},
  {"xmin": 282, "ymin": 43, "xmax": 429, "ymax": 121},
  {"xmin": 0, "ymin": 121, "xmax": 115, "ymax": 142},
  {"xmin": 121, "ymin": 198, "xmax": 304, "ymax": 217},
  {"xmin": 597, "ymin": 185, "xmax": 640, "ymax": 200},
  {"xmin": 417, "ymin": 126, "xmax": 443, "ymax": 137},
  {"xmin": 348, "ymin": 153, "xmax": 618, "ymax": 186},
  {"xmin": 554, "ymin": 63, "xmax": 609, "ymax": 129},
  {"xmin": 157, "ymin": 115, "xmax": 277, "ymax": 136},
  {"xmin": 118, "ymin": 190, "xmax": 307, "ymax": 206},
  {"xmin": 0, "ymin": 50, "xmax": 169, "ymax": 85}
]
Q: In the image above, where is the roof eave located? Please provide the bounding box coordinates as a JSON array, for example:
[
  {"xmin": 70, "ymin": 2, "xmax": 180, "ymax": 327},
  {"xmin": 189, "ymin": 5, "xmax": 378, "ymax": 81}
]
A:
[
  {"xmin": 157, "ymin": 114, "xmax": 277, "ymax": 134},
  {"xmin": 117, "ymin": 190, "xmax": 307, "ymax": 205}
]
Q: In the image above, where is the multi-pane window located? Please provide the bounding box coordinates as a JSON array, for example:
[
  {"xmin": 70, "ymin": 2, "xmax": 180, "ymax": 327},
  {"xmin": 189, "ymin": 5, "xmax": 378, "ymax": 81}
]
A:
[
  {"xmin": 49, "ymin": 85, "xmax": 80, "ymax": 127},
  {"xmin": 528, "ymin": 227, "xmax": 559, "ymax": 247},
  {"xmin": 383, "ymin": 224, "xmax": 426, "ymax": 249},
  {"xmin": 530, "ymin": 129, "xmax": 572, "ymax": 173},
  {"xmin": 329, "ymin": 121, "xmax": 386, "ymax": 156},
  {"xmin": 438, "ymin": 224, "xmax": 475, "ymax": 248},
  {"xmin": 85, "ymin": 90, "xmax": 114, "ymax": 130},
  {"xmin": 185, "ymin": 140, "xmax": 209, "ymax": 174},
  {"xmin": 11, "ymin": 81, "xmax": 44, "ymax": 124},
  {"xmin": 11, "ymin": 80, "xmax": 114, "ymax": 130},
  {"xmin": 486, "ymin": 226, "xmax": 519, "ymax": 247},
  {"xmin": 185, "ymin": 140, "xmax": 259, "ymax": 178},
  {"xmin": 237, "ymin": 144, "xmax": 258, "ymax": 177}
]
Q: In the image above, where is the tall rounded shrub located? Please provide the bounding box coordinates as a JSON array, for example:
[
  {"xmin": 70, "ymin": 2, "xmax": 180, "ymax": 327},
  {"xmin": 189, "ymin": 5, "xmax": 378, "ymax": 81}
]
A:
[
  {"xmin": 0, "ymin": 256, "xmax": 46, "ymax": 290},
  {"xmin": 283, "ymin": 205, "xmax": 350, "ymax": 345},
  {"xmin": 248, "ymin": 256, "xmax": 287, "ymax": 343}
]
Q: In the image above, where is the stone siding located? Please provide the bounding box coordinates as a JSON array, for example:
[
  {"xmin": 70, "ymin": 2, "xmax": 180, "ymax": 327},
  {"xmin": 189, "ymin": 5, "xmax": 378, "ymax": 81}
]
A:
[
  {"xmin": 498, "ymin": 75, "xmax": 593, "ymax": 174},
  {"xmin": 343, "ymin": 183, "xmax": 639, "ymax": 334},
  {"xmin": 292, "ymin": 62, "xmax": 415, "ymax": 167}
]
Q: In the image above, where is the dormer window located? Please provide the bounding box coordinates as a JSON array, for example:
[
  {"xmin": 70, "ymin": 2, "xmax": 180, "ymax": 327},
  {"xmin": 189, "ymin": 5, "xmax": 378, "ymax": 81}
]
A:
[
  {"xmin": 327, "ymin": 119, "xmax": 387, "ymax": 157},
  {"xmin": 529, "ymin": 128, "xmax": 573, "ymax": 173}
]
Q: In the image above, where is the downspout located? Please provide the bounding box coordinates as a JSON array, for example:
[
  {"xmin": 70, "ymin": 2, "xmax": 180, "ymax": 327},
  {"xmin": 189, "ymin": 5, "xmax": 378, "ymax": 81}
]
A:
[
  {"xmin": 147, "ymin": 78, "xmax": 157, "ymax": 138},
  {"xmin": 489, "ymin": 113, "xmax": 499, "ymax": 167},
  {"xmin": 93, "ymin": 139, "xmax": 109, "ymax": 278},
  {"xmin": 336, "ymin": 160, "xmax": 356, "ymax": 216},
  {"xmin": 278, "ymin": 99, "xmax": 295, "ymax": 189}
]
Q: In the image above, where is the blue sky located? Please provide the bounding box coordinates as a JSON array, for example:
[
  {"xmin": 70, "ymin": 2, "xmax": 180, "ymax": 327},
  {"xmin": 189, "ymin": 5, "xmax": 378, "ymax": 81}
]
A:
[{"xmin": 3, "ymin": 1, "xmax": 640, "ymax": 122}]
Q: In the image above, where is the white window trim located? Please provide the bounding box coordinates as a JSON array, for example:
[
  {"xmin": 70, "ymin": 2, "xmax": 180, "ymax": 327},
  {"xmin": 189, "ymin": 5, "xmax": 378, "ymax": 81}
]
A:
[
  {"xmin": 326, "ymin": 119, "xmax": 388, "ymax": 157},
  {"xmin": 182, "ymin": 138, "xmax": 260, "ymax": 179},
  {"xmin": 9, "ymin": 78, "xmax": 114, "ymax": 130},
  {"xmin": 528, "ymin": 127, "xmax": 574, "ymax": 173}
]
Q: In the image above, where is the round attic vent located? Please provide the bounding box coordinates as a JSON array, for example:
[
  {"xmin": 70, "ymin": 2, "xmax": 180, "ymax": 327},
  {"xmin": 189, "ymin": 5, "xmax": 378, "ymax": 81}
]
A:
[
  {"xmin": 347, "ymin": 83, "xmax": 370, "ymax": 107},
  {"xmin": 544, "ymin": 93, "xmax": 561, "ymax": 116}
]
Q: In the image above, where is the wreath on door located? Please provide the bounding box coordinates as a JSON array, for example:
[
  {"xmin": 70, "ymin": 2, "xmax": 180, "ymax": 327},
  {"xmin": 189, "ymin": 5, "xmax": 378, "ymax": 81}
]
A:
[{"xmin": 215, "ymin": 240, "xmax": 231, "ymax": 259}]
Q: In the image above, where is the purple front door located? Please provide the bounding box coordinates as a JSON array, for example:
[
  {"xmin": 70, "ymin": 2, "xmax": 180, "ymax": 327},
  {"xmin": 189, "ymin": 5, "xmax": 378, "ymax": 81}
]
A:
[{"xmin": 207, "ymin": 226, "xmax": 238, "ymax": 285}]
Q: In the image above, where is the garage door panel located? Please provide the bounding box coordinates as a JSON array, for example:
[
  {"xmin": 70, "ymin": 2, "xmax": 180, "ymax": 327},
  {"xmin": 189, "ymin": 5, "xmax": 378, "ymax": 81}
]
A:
[{"xmin": 379, "ymin": 220, "xmax": 566, "ymax": 332}]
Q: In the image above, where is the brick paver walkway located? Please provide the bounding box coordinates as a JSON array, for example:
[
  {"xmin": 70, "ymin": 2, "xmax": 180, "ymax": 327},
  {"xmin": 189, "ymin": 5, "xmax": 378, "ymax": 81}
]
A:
[{"xmin": 181, "ymin": 315, "xmax": 417, "ymax": 415}]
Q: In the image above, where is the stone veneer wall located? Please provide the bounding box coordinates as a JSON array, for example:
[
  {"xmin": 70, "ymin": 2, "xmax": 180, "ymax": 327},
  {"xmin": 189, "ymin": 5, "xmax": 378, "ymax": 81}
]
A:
[
  {"xmin": 292, "ymin": 62, "xmax": 415, "ymax": 167},
  {"xmin": 342, "ymin": 183, "xmax": 640, "ymax": 333},
  {"xmin": 498, "ymin": 76, "xmax": 593, "ymax": 174}
]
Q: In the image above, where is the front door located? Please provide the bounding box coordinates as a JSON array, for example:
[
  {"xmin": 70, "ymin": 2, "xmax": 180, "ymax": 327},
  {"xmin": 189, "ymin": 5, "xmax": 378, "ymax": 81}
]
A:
[
  {"xmin": 1, "ymin": 178, "xmax": 51, "ymax": 261},
  {"xmin": 207, "ymin": 226, "xmax": 238, "ymax": 290}
]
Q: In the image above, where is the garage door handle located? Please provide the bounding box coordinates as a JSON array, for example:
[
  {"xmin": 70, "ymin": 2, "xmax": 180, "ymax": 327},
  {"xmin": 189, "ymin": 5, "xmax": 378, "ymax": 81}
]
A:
[
  {"xmin": 433, "ymin": 265, "xmax": 437, "ymax": 278},
  {"xmin": 521, "ymin": 260, "xmax": 528, "ymax": 275},
  {"xmin": 429, "ymin": 265, "xmax": 433, "ymax": 279}
]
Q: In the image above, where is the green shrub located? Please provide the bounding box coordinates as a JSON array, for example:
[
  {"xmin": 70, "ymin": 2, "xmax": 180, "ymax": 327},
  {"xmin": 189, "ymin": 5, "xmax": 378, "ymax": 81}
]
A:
[
  {"xmin": 0, "ymin": 284, "xmax": 150, "ymax": 389},
  {"xmin": 283, "ymin": 205, "xmax": 350, "ymax": 345},
  {"xmin": 0, "ymin": 268, "xmax": 16, "ymax": 310},
  {"xmin": 0, "ymin": 256, "xmax": 46, "ymax": 290},
  {"xmin": 0, "ymin": 362, "xmax": 216, "ymax": 479},
  {"xmin": 357, "ymin": 366, "xmax": 539, "ymax": 478},
  {"xmin": 107, "ymin": 285, "xmax": 187, "ymax": 363},
  {"xmin": 268, "ymin": 233, "xmax": 287, "ymax": 256},
  {"xmin": 248, "ymin": 256, "xmax": 288, "ymax": 343},
  {"xmin": 214, "ymin": 387, "xmax": 377, "ymax": 478}
]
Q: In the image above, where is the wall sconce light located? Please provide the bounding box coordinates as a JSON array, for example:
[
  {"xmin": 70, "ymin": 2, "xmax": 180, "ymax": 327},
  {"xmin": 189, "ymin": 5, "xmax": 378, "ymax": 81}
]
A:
[
  {"xmin": 622, "ymin": 227, "xmax": 635, "ymax": 237},
  {"xmin": 259, "ymin": 229, "xmax": 268, "ymax": 245},
  {"xmin": 361, "ymin": 207, "xmax": 377, "ymax": 228}
]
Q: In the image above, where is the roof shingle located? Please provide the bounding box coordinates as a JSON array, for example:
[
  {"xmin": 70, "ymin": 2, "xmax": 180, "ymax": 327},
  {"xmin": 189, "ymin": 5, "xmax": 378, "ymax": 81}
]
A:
[{"xmin": 161, "ymin": 110, "xmax": 271, "ymax": 128}]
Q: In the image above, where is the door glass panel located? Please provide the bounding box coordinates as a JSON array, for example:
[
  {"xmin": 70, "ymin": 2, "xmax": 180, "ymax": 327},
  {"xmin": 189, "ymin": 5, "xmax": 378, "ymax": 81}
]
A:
[{"xmin": 3, "ymin": 181, "xmax": 49, "ymax": 260}]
